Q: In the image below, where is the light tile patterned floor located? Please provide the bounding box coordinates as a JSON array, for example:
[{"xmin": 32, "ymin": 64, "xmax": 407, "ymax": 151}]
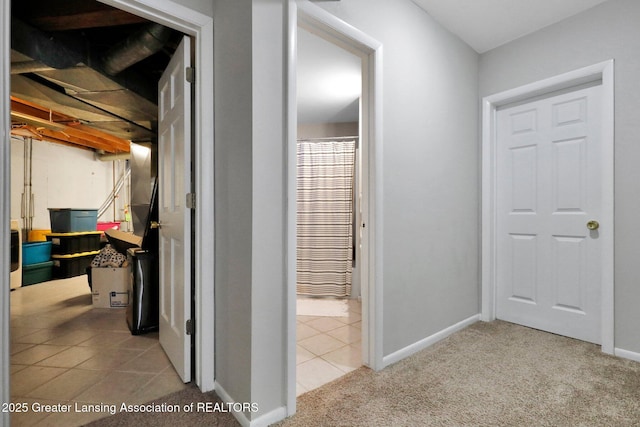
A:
[
  {"xmin": 9, "ymin": 276, "xmax": 187, "ymax": 427},
  {"xmin": 10, "ymin": 277, "xmax": 361, "ymax": 425},
  {"xmin": 296, "ymin": 298, "xmax": 362, "ymax": 396}
]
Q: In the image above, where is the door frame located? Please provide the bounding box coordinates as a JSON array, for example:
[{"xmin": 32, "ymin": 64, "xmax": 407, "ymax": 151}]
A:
[
  {"xmin": 1, "ymin": 0, "xmax": 10, "ymax": 423},
  {"xmin": 98, "ymin": 0, "xmax": 215, "ymax": 391},
  {"xmin": 286, "ymin": 0, "xmax": 384, "ymax": 414},
  {"xmin": 481, "ymin": 60, "xmax": 615, "ymax": 354},
  {"xmin": 0, "ymin": 1, "xmax": 216, "ymax": 413}
]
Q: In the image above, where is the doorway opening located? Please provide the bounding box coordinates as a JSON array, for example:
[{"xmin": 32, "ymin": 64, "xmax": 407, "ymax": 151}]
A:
[
  {"xmin": 295, "ymin": 25, "xmax": 363, "ymax": 396},
  {"xmin": 2, "ymin": 0, "xmax": 215, "ymax": 423},
  {"xmin": 287, "ymin": 1, "xmax": 384, "ymax": 413}
]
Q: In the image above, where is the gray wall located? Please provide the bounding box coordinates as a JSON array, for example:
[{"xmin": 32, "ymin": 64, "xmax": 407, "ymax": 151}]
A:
[
  {"xmin": 212, "ymin": 0, "xmax": 288, "ymax": 420},
  {"xmin": 212, "ymin": 0, "xmax": 481, "ymax": 418},
  {"xmin": 10, "ymin": 138, "xmax": 124, "ymax": 228},
  {"xmin": 316, "ymin": 0, "xmax": 480, "ymax": 356},
  {"xmin": 213, "ymin": 0, "xmax": 254, "ymax": 410},
  {"xmin": 250, "ymin": 0, "xmax": 287, "ymax": 418},
  {"xmin": 298, "ymin": 122, "xmax": 359, "ymax": 139},
  {"xmin": 479, "ymin": 0, "xmax": 640, "ymax": 353}
]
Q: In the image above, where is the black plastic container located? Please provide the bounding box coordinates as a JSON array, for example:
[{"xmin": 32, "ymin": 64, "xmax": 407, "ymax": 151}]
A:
[
  {"xmin": 52, "ymin": 251, "xmax": 99, "ymax": 279},
  {"xmin": 47, "ymin": 232, "xmax": 102, "ymax": 255},
  {"xmin": 126, "ymin": 248, "xmax": 159, "ymax": 335},
  {"xmin": 11, "ymin": 230, "xmax": 20, "ymax": 272}
]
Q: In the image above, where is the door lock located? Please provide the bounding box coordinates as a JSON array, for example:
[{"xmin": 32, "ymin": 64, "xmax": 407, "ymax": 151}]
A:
[{"xmin": 586, "ymin": 220, "xmax": 600, "ymax": 231}]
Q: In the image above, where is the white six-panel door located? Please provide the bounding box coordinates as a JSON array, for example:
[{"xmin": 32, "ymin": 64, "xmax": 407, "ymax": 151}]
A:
[
  {"xmin": 158, "ymin": 35, "xmax": 192, "ymax": 382},
  {"xmin": 496, "ymin": 84, "xmax": 603, "ymax": 344}
]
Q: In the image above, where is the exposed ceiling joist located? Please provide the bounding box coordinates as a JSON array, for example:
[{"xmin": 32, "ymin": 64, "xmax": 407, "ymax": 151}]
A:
[
  {"xmin": 11, "ymin": 96, "xmax": 130, "ymax": 153},
  {"xmin": 11, "ymin": 96, "xmax": 78, "ymax": 126},
  {"xmin": 10, "ymin": 125, "xmax": 43, "ymax": 140},
  {"xmin": 12, "ymin": 0, "xmax": 149, "ymax": 31},
  {"xmin": 36, "ymin": 127, "xmax": 128, "ymax": 153},
  {"xmin": 10, "ymin": 1, "xmax": 180, "ymax": 148},
  {"xmin": 11, "ymin": 74, "xmax": 155, "ymax": 142}
]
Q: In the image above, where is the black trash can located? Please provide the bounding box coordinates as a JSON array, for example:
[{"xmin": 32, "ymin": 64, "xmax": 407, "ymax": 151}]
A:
[{"xmin": 126, "ymin": 248, "xmax": 159, "ymax": 335}]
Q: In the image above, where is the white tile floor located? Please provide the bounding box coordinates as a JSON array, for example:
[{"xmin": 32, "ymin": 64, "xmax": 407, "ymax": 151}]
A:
[
  {"xmin": 296, "ymin": 298, "xmax": 362, "ymax": 396},
  {"xmin": 10, "ymin": 276, "xmax": 187, "ymax": 427}
]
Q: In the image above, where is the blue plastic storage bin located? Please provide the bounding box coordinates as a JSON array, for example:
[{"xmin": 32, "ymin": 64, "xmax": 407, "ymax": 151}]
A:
[
  {"xmin": 22, "ymin": 241, "xmax": 52, "ymax": 266},
  {"xmin": 48, "ymin": 209, "xmax": 98, "ymax": 233}
]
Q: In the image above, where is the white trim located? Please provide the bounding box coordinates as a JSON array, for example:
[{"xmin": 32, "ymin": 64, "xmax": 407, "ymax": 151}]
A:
[
  {"xmin": 249, "ymin": 407, "xmax": 289, "ymax": 427},
  {"xmin": 215, "ymin": 381, "xmax": 246, "ymax": 427},
  {"xmin": 214, "ymin": 381, "xmax": 250, "ymax": 427},
  {"xmin": 98, "ymin": 0, "xmax": 216, "ymax": 392},
  {"xmin": 101, "ymin": 0, "xmax": 212, "ymax": 31},
  {"xmin": 382, "ymin": 315, "xmax": 480, "ymax": 367},
  {"xmin": 287, "ymin": 0, "xmax": 384, "ymax": 415},
  {"xmin": 481, "ymin": 60, "xmax": 615, "ymax": 354},
  {"xmin": 285, "ymin": 1, "xmax": 298, "ymax": 416},
  {"xmin": 214, "ymin": 381, "xmax": 287, "ymax": 427},
  {"xmin": 1, "ymin": 0, "xmax": 11, "ymax": 424},
  {"xmin": 192, "ymin": 16, "xmax": 216, "ymax": 395},
  {"xmin": 614, "ymin": 348, "xmax": 640, "ymax": 364}
]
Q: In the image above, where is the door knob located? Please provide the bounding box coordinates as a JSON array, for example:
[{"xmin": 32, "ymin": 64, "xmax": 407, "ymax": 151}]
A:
[
  {"xmin": 586, "ymin": 220, "xmax": 599, "ymax": 231},
  {"xmin": 150, "ymin": 221, "xmax": 161, "ymax": 229}
]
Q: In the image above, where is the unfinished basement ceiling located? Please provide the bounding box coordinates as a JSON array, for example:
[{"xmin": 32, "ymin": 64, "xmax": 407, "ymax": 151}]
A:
[{"xmin": 10, "ymin": 0, "xmax": 183, "ymax": 152}]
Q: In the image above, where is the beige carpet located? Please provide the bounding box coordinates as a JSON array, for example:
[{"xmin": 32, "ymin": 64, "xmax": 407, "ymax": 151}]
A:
[
  {"xmin": 278, "ymin": 321, "xmax": 640, "ymax": 426},
  {"xmin": 88, "ymin": 320, "xmax": 640, "ymax": 426}
]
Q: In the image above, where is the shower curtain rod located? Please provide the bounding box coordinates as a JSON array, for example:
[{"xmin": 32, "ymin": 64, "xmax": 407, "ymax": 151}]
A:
[{"xmin": 297, "ymin": 136, "xmax": 359, "ymax": 141}]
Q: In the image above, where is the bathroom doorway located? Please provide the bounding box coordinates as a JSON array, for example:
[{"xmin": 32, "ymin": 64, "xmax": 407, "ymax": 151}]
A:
[
  {"xmin": 294, "ymin": 24, "xmax": 363, "ymax": 395},
  {"xmin": 289, "ymin": 2, "xmax": 383, "ymax": 406}
]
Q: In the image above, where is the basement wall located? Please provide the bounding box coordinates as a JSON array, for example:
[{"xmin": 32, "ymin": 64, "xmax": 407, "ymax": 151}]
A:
[{"xmin": 10, "ymin": 138, "xmax": 125, "ymax": 230}]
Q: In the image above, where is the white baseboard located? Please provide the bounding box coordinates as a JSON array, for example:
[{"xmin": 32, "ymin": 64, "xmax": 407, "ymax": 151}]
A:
[
  {"xmin": 213, "ymin": 381, "xmax": 288, "ymax": 427},
  {"xmin": 382, "ymin": 314, "xmax": 480, "ymax": 368},
  {"xmin": 614, "ymin": 348, "xmax": 640, "ymax": 363},
  {"xmin": 213, "ymin": 381, "xmax": 250, "ymax": 427},
  {"xmin": 249, "ymin": 406, "xmax": 288, "ymax": 427}
]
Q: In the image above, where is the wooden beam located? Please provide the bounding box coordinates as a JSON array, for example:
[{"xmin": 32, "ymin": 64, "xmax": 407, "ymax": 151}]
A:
[
  {"xmin": 32, "ymin": 10, "xmax": 148, "ymax": 31},
  {"xmin": 11, "ymin": 96, "xmax": 78, "ymax": 125},
  {"xmin": 10, "ymin": 125, "xmax": 43, "ymax": 140},
  {"xmin": 11, "ymin": 96, "xmax": 130, "ymax": 153},
  {"xmin": 64, "ymin": 123, "xmax": 130, "ymax": 153},
  {"xmin": 36, "ymin": 128, "xmax": 126, "ymax": 153},
  {"xmin": 14, "ymin": 0, "xmax": 148, "ymax": 31}
]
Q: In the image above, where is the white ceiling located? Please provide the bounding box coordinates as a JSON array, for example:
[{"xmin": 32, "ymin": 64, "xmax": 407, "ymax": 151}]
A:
[
  {"xmin": 297, "ymin": 27, "xmax": 361, "ymax": 125},
  {"xmin": 411, "ymin": 0, "xmax": 610, "ymax": 53}
]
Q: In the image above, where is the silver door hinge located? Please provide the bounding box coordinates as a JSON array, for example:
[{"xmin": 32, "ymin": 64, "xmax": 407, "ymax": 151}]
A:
[
  {"xmin": 186, "ymin": 67, "xmax": 195, "ymax": 83},
  {"xmin": 186, "ymin": 193, "xmax": 196, "ymax": 210},
  {"xmin": 186, "ymin": 319, "xmax": 195, "ymax": 335}
]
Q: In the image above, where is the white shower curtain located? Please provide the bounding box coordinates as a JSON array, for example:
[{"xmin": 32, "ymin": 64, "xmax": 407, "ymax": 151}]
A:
[{"xmin": 297, "ymin": 139, "xmax": 356, "ymax": 297}]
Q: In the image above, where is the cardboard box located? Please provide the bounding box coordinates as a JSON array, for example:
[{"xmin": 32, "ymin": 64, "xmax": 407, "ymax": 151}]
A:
[
  {"xmin": 104, "ymin": 229, "xmax": 142, "ymax": 254},
  {"xmin": 91, "ymin": 267, "xmax": 130, "ymax": 308}
]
